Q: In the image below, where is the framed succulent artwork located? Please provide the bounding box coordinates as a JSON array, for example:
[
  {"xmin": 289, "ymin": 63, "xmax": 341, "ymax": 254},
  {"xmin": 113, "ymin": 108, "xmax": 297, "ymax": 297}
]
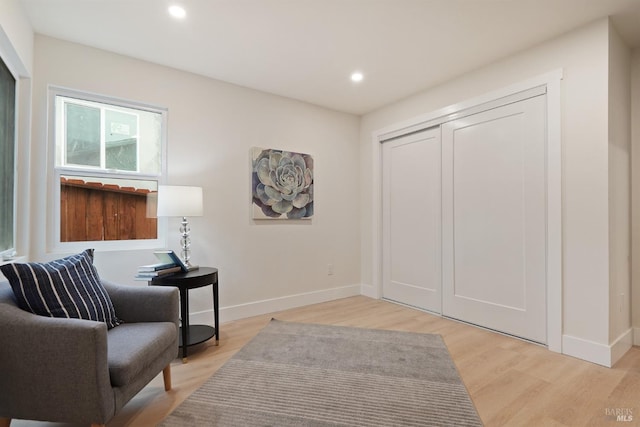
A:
[{"xmin": 251, "ymin": 147, "xmax": 314, "ymax": 220}]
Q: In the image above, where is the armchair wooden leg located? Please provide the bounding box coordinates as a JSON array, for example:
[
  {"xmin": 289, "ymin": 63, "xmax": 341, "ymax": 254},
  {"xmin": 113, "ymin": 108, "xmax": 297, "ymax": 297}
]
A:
[
  {"xmin": 0, "ymin": 417, "xmax": 11, "ymax": 427},
  {"xmin": 163, "ymin": 364, "xmax": 172, "ymax": 391}
]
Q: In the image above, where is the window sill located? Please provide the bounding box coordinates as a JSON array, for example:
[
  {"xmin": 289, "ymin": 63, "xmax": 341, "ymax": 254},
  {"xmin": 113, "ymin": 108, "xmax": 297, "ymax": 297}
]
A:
[{"xmin": 1, "ymin": 255, "xmax": 26, "ymax": 265}]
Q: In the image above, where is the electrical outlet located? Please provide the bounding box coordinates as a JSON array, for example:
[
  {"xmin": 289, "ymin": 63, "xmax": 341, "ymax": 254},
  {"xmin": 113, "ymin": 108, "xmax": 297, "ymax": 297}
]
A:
[{"xmin": 327, "ymin": 264, "xmax": 334, "ymax": 275}]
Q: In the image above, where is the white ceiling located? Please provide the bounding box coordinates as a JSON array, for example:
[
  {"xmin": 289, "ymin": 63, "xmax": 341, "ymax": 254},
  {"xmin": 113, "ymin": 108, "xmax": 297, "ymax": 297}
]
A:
[{"xmin": 19, "ymin": 0, "xmax": 640, "ymax": 115}]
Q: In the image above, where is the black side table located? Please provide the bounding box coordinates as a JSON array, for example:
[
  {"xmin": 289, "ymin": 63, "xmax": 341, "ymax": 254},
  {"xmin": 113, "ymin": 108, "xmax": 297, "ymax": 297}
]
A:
[{"xmin": 150, "ymin": 267, "xmax": 218, "ymax": 362}]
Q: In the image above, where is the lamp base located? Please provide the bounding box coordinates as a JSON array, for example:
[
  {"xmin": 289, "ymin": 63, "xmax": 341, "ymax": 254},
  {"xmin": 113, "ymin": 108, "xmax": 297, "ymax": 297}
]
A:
[
  {"xmin": 182, "ymin": 262, "xmax": 200, "ymax": 272},
  {"xmin": 179, "ymin": 216, "xmax": 199, "ymax": 271}
]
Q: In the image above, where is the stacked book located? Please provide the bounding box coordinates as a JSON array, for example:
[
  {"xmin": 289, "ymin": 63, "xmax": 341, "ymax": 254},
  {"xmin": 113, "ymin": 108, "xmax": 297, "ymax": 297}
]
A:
[{"xmin": 134, "ymin": 262, "xmax": 181, "ymax": 281}]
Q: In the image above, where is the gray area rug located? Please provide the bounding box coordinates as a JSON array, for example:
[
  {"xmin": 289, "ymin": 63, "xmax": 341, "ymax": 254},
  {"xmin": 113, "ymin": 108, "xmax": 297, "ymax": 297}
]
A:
[{"xmin": 160, "ymin": 319, "xmax": 482, "ymax": 426}]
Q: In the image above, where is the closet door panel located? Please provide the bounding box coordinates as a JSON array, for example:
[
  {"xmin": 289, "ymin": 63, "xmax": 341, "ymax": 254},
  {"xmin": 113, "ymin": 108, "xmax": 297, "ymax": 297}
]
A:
[
  {"xmin": 382, "ymin": 128, "xmax": 441, "ymax": 313},
  {"xmin": 442, "ymin": 95, "xmax": 547, "ymax": 344}
]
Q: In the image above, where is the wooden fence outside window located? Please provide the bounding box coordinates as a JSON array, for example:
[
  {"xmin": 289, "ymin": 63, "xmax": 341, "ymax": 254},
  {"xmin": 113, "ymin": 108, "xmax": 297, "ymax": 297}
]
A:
[{"xmin": 60, "ymin": 177, "xmax": 157, "ymax": 242}]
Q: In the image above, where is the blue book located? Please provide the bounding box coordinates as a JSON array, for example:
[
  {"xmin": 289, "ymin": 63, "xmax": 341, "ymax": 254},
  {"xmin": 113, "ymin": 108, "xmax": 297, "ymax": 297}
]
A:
[
  {"xmin": 153, "ymin": 250, "xmax": 198, "ymax": 272},
  {"xmin": 138, "ymin": 262, "xmax": 178, "ymax": 272}
]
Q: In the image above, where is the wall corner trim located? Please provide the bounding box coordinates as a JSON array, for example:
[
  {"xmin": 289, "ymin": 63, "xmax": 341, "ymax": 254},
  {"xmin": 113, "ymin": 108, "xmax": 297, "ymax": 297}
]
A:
[{"xmin": 360, "ymin": 283, "xmax": 379, "ymax": 299}]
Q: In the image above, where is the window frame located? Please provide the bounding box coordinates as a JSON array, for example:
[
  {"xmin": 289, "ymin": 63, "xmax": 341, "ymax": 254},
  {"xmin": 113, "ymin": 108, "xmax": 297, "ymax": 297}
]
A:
[{"xmin": 47, "ymin": 86, "xmax": 168, "ymax": 253}]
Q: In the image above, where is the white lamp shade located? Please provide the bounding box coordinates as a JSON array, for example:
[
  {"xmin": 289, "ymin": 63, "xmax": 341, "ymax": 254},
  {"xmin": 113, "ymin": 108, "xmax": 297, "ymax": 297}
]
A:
[{"xmin": 156, "ymin": 185, "xmax": 203, "ymax": 217}]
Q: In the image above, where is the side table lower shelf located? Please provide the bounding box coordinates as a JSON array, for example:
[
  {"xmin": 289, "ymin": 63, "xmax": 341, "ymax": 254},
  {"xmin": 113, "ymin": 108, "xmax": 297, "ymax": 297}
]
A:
[{"xmin": 179, "ymin": 325, "xmax": 216, "ymax": 348}]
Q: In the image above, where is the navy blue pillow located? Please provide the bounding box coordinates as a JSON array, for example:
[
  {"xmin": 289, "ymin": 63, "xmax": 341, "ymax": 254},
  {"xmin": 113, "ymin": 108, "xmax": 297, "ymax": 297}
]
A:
[{"xmin": 0, "ymin": 249, "xmax": 121, "ymax": 329}]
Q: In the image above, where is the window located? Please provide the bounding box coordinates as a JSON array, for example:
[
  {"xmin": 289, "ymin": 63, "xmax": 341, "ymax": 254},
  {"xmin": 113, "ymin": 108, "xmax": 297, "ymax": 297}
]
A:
[
  {"xmin": 0, "ymin": 55, "xmax": 16, "ymax": 256},
  {"xmin": 50, "ymin": 88, "xmax": 167, "ymax": 251}
]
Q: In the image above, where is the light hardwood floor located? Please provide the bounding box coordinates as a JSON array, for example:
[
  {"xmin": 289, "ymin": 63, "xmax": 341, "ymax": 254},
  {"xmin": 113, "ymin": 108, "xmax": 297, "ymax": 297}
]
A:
[{"xmin": 12, "ymin": 296, "xmax": 640, "ymax": 426}]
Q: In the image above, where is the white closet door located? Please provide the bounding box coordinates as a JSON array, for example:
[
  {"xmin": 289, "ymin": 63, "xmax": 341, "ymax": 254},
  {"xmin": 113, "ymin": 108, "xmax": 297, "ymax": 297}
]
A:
[
  {"xmin": 382, "ymin": 128, "xmax": 441, "ymax": 313},
  {"xmin": 441, "ymin": 95, "xmax": 547, "ymax": 344}
]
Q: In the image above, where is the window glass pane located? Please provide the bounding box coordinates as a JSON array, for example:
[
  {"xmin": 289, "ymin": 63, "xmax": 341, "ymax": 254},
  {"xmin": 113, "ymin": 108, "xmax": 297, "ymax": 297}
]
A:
[
  {"xmin": 60, "ymin": 175, "xmax": 158, "ymax": 242},
  {"xmin": 105, "ymin": 109, "xmax": 137, "ymax": 171},
  {"xmin": 56, "ymin": 95, "xmax": 162, "ymax": 175},
  {"xmin": 0, "ymin": 56, "xmax": 16, "ymax": 253},
  {"xmin": 65, "ymin": 102, "xmax": 100, "ymax": 167}
]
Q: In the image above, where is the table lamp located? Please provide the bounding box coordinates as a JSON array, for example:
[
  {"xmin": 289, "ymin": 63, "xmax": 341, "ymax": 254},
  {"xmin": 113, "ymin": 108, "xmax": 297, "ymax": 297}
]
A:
[{"xmin": 157, "ymin": 185, "xmax": 203, "ymax": 270}]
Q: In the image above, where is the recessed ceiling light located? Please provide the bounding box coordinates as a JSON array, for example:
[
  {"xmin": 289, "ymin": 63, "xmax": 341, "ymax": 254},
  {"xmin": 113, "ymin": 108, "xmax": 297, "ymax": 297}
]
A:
[
  {"xmin": 351, "ymin": 72, "xmax": 364, "ymax": 83},
  {"xmin": 168, "ymin": 5, "xmax": 186, "ymax": 19}
]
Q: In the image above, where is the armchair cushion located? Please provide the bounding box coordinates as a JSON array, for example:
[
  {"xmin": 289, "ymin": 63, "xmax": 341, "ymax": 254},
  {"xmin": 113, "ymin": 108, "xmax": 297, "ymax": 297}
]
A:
[
  {"xmin": 0, "ymin": 249, "xmax": 121, "ymax": 329},
  {"xmin": 107, "ymin": 322, "xmax": 176, "ymax": 387}
]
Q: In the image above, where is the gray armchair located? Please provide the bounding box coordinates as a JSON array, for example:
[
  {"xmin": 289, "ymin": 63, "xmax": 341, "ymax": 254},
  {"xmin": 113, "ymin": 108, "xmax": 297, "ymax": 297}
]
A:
[{"xmin": 0, "ymin": 279, "xmax": 179, "ymax": 427}]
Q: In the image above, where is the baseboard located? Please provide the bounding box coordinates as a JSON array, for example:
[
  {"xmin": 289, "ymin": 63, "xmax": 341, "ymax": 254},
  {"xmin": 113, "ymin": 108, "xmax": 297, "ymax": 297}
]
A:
[
  {"xmin": 189, "ymin": 284, "xmax": 361, "ymax": 325},
  {"xmin": 634, "ymin": 327, "xmax": 640, "ymax": 345},
  {"xmin": 562, "ymin": 335, "xmax": 611, "ymax": 367},
  {"xmin": 562, "ymin": 329, "xmax": 633, "ymax": 368},
  {"xmin": 610, "ymin": 329, "xmax": 634, "ymax": 366}
]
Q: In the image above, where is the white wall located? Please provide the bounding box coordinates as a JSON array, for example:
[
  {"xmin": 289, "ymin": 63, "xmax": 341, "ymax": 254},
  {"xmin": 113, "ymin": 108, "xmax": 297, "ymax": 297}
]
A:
[
  {"xmin": 631, "ymin": 48, "xmax": 640, "ymax": 343},
  {"xmin": 607, "ymin": 24, "xmax": 632, "ymax": 356},
  {"xmin": 0, "ymin": 0, "xmax": 33, "ymax": 75},
  {"xmin": 30, "ymin": 35, "xmax": 362, "ymax": 323},
  {"xmin": 360, "ymin": 19, "xmax": 616, "ymax": 365}
]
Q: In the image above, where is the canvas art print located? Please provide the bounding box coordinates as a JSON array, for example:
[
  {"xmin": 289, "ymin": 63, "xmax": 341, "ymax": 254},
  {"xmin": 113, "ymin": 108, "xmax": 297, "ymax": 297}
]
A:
[{"xmin": 251, "ymin": 147, "xmax": 314, "ymax": 219}]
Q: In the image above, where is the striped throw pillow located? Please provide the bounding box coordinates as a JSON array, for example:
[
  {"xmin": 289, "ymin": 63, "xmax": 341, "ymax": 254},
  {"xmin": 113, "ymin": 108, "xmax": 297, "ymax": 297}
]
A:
[{"xmin": 0, "ymin": 249, "xmax": 121, "ymax": 329}]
